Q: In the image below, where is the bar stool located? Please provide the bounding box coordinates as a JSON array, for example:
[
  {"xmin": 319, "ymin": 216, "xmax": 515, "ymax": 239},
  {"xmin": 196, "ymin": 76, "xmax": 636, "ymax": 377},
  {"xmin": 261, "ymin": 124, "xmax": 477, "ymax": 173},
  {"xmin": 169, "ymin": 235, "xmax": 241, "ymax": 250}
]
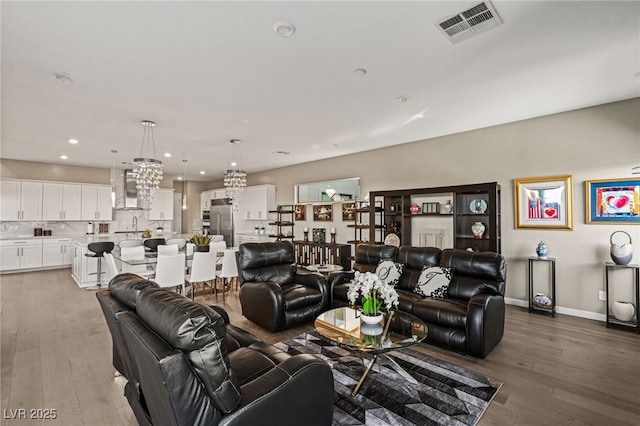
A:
[
  {"xmin": 143, "ymin": 238, "xmax": 165, "ymax": 252},
  {"xmin": 85, "ymin": 241, "xmax": 114, "ymax": 290}
]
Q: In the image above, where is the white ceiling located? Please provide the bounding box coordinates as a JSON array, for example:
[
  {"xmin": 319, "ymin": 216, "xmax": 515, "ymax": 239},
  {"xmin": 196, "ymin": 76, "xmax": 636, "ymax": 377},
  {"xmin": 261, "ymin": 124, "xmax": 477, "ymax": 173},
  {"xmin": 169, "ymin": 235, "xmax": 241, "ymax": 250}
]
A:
[{"xmin": 2, "ymin": 1, "xmax": 639, "ymax": 182}]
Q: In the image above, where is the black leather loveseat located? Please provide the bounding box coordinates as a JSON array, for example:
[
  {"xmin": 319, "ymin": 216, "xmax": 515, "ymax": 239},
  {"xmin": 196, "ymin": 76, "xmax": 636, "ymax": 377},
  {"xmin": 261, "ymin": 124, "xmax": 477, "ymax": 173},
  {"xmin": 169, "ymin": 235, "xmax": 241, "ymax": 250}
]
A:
[
  {"xmin": 330, "ymin": 244, "xmax": 506, "ymax": 359},
  {"xmin": 96, "ymin": 273, "xmax": 334, "ymax": 426},
  {"xmin": 237, "ymin": 241, "xmax": 331, "ymax": 332}
]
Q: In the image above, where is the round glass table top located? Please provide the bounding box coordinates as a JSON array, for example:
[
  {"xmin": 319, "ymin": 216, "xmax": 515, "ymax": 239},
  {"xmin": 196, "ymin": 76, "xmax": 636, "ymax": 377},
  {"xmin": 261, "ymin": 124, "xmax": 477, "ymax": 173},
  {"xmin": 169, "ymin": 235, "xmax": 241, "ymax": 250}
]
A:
[{"xmin": 314, "ymin": 307, "xmax": 427, "ymax": 355}]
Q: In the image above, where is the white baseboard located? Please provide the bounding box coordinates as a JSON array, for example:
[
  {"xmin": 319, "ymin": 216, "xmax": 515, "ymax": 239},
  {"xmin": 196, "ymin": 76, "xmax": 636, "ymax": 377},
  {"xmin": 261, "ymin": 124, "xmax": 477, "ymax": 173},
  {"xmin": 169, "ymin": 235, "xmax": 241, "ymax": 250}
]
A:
[{"xmin": 504, "ymin": 297, "xmax": 606, "ymax": 322}]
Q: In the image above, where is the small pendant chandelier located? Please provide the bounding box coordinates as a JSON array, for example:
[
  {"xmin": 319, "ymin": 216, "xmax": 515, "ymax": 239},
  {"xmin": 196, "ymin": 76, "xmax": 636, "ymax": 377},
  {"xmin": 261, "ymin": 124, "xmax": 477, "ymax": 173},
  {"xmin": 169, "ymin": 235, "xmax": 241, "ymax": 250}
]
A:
[
  {"xmin": 223, "ymin": 139, "xmax": 247, "ymax": 211},
  {"xmin": 133, "ymin": 120, "xmax": 163, "ymax": 210}
]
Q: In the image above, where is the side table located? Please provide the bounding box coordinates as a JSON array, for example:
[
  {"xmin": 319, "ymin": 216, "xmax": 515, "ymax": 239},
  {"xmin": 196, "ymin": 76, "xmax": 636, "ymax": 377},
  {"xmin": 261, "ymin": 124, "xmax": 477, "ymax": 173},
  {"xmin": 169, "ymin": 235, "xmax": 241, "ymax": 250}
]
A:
[
  {"xmin": 605, "ymin": 262, "xmax": 639, "ymax": 333},
  {"xmin": 528, "ymin": 257, "xmax": 556, "ymax": 317}
]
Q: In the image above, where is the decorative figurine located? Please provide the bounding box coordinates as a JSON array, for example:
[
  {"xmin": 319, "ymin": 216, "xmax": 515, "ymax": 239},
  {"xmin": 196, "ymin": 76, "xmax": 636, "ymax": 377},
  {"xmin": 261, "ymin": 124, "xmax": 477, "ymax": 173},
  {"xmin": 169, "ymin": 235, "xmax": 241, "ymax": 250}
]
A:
[{"xmin": 536, "ymin": 241, "xmax": 548, "ymax": 259}]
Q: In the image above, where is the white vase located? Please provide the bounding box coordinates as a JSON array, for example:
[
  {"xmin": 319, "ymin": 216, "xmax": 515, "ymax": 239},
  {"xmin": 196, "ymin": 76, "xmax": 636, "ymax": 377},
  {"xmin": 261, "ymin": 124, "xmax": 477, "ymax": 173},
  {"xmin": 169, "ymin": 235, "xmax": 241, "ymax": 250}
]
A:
[
  {"xmin": 471, "ymin": 222, "xmax": 485, "ymax": 239},
  {"xmin": 360, "ymin": 313, "xmax": 384, "ymax": 325},
  {"xmin": 612, "ymin": 301, "xmax": 635, "ymax": 322},
  {"xmin": 360, "ymin": 323, "xmax": 384, "ymax": 336}
]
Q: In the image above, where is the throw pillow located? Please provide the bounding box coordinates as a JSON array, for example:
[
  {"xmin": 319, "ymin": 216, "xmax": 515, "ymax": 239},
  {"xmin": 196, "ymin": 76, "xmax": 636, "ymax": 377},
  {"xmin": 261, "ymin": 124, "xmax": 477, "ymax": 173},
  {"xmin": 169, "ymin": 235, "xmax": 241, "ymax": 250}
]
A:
[
  {"xmin": 414, "ymin": 266, "xmax": 452, "ymax": 298},
  {"xmin": 376, "ymin": 260, "xmax": 404, "ymax": 286}
]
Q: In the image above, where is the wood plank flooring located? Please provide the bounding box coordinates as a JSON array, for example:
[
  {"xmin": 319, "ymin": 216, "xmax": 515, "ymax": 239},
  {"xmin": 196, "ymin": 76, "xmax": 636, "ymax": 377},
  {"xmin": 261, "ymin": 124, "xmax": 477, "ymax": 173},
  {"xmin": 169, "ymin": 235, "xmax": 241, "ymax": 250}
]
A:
[{"xmin": 1, "ymin": 268, "xmax": 639, "ymax": 425}]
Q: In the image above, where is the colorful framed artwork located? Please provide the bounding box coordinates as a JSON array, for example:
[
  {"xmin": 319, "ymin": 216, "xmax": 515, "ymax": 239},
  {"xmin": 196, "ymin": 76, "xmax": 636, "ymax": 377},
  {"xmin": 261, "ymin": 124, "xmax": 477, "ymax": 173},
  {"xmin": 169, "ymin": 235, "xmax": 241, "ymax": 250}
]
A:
[
  {"xmin": 514, "ymin": 175, "xmax": 573, "ymax": 230},
  {"xmin": 313, "ymin": 204, "xmax": 332, "ymax": 221},
  {"xmin": 585, "ymin": 178, "xmax": 640, "ymax": 224},
  {"xmin": 342, "ymin": 202, "xmax": 355, "ymax": 221},
  {"xmin": 294, "ymin": 204, "xmax": 306, "ymax": 221}
]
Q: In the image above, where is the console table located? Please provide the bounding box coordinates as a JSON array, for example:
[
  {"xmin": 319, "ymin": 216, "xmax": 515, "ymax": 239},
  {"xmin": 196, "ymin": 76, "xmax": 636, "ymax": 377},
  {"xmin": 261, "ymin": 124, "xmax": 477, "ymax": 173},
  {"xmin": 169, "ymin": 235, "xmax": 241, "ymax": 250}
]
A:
[
  {"xmin": 528, "ymin": 257, "xmax": 556, "ymax": 317},
  {"xmin": 605, "ymin": 262, "xmax": 639, "ymax": 333},
  {"xmin": 292, "ymin": 241, "xmax": 351, "ymax": 270}
]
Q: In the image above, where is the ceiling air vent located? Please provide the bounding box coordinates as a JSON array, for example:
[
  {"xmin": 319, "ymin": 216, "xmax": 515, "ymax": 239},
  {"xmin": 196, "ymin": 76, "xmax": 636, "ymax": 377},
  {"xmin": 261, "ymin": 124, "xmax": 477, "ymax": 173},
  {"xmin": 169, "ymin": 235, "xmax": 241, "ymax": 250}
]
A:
[{"xmin": 436, "ymin": 1, "xmax": 502, "ymax": 44}]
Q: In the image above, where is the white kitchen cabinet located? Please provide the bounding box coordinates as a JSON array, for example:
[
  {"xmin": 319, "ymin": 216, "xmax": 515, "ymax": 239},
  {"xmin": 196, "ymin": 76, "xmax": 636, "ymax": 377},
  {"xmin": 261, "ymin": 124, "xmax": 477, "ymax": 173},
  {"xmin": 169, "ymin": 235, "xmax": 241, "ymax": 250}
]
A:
[
  {"xmin": 240, "ymin": 185, "xmax": 275, "ymax": 220},
  {"xmin": 201, "ymin": 190, "xmax": 213, "ymax": 212},
  {"xmin": 42, "ymin": 238, "xmax": 74, "ymax": 267},
  {"xmin": 0, "ymin": 239, "xmax": 43, "ymax": 271},
  {"xmin": 150, "ymin": 189, "xmax": 174, "ymax": 220},
  {"xmin": 81, "ymin": 185, "xmax": 112, "ymax": 221},
  {"xmin": 42, "ymin": 183, "xmax": 82, "ymax": 221},
  {"xmin": 0, "ymin": 180, "xmax": 43, "ymax": 221},
  {"xmin": 235, "ymin": 233, "xmax": 275, "ymax": 246},
  {"xmin": 212, "ymin": 189, "xmax": 227, "ymax": 199}
]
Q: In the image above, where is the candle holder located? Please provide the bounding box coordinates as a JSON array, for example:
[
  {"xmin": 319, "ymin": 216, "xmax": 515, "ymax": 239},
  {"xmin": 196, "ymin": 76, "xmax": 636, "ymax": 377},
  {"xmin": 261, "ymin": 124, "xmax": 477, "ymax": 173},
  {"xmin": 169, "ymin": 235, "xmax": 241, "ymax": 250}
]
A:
[
  {"xmin": 330, "ymin": 232, "xmax": 336, "ymax": 245},
  {"xmin": 304, "ymin": 231, "xmax": 309, "ymax": 242}
]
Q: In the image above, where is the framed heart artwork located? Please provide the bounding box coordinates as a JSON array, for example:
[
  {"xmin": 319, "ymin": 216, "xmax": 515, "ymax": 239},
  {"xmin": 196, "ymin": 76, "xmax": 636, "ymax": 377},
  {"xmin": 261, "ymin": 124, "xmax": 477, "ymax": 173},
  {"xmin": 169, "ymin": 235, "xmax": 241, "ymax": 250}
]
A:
[
  {"xmin": 585, "ymin": 178, "xmax": 640, "ymax": 224},
  {"xmin": 514, "ymin": 175, "xmax": 573, "ymax": 229}
]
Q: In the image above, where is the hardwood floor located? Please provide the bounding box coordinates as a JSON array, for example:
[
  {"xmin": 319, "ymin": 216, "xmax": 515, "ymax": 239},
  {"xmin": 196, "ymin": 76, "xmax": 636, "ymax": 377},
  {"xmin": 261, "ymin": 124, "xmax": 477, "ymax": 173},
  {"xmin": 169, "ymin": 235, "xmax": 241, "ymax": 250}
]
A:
[{"xmin": 1, "ymin": 268, "xmax": 639, "ymax": 425}]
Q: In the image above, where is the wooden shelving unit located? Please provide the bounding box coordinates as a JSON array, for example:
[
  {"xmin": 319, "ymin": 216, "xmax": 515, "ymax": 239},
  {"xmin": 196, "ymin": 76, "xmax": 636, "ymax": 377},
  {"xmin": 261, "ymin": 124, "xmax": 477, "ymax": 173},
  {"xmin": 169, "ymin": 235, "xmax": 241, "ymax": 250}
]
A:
[
  {"xmin": 292, "ymin": 240, "xmax": 352, "ymax": 270},
  {"xmin": 268, "ymin": 205, "xmax": 294, "ymax": 240},
  {"xmin": 369, "ymin": 182, "xmax": 501, "ymax": 253}
]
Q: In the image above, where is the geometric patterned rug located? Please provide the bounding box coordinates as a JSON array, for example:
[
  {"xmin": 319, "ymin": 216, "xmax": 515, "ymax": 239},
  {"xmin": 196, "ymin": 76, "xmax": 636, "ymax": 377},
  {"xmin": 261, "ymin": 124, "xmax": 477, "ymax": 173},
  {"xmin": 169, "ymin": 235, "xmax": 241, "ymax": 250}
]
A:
[{"xmin": 275, "ymin": 331, "xmax": 502, "ymax": 426}]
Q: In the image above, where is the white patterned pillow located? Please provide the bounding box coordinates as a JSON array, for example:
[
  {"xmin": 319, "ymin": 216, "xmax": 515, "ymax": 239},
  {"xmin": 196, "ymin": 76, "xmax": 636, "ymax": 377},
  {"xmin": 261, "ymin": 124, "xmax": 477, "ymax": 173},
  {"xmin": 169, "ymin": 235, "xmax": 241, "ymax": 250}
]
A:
[
  {"xmin": 375, "ymin": 260, "xmax": 404, "ymax": 287},
  {"xmin": 414, "ymin": 266, "xmax": 452, "ymax": 298}
]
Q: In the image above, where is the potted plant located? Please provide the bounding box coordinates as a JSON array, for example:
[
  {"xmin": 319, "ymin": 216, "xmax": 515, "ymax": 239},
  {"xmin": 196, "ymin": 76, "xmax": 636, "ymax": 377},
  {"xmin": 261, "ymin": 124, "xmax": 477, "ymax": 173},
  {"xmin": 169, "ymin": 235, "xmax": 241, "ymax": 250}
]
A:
[
  {"xmin": 190, "ymin": 234, "xmax": 212, "ymax": 252},
  {"xmin": 347, "ymin": 271, "xmax": 399, "ymax": 324}
]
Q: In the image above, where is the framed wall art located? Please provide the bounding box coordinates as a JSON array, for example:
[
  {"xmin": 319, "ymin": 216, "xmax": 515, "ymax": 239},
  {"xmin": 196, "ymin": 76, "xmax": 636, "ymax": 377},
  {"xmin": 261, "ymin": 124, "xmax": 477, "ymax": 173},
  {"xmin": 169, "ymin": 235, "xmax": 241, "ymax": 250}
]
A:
[
  {"xmin": 294, "ymin": 204, "xmax": 306, "ymax": 221},
  {"xmin": 514, "ymin": 175, "xmax": 573, "ymax": 229},
  {"xmin": 585, "ymin": 178, "xmax": 640, "ymax": 224},
  {"xmin": 342, "ymin": 202, "xmax": 355, "ymax": 221},
  {"xmin": 313, "ymin": 204, "xmax": 332, "ymax": 221}
]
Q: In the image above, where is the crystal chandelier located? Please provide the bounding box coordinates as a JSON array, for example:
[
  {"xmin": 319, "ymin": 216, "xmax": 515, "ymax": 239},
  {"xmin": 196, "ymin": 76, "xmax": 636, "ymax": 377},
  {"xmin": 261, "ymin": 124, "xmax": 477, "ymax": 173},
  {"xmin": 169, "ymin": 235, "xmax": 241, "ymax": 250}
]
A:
[
  {"xmin": 133, "ymin": 120, "xmax": 163, "ymax": 210},
  {"xmin": 223, "ymin": 139, "xmax": 247, "ymax": 211}
]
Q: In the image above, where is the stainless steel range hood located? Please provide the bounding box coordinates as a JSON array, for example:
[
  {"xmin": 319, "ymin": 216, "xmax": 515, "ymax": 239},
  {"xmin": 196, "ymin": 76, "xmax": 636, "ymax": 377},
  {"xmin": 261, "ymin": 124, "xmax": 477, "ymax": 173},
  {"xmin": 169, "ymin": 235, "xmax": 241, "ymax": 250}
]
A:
[{"xmin": 114, "ymin": 169, "xmax": 144, "ymax": 210}]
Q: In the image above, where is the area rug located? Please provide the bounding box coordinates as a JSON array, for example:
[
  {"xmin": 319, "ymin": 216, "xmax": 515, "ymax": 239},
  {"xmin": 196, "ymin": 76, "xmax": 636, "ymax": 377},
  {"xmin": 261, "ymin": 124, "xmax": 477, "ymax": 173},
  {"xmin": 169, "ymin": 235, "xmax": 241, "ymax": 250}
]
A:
[{"xmin": 275, "ymin": 332, "xmax": 502, "ymax": 426}]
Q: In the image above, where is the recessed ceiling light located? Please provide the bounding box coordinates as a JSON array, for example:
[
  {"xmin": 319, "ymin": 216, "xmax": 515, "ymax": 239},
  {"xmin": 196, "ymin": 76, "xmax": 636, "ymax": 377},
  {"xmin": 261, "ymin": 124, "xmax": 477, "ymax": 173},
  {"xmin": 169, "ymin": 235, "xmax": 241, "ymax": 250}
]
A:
[
  {"xmin": 68, "ymin": 138, "xmax": 78, "ymax": 144},
  {"xmin": 199, "ymin": 171, "xmax": 205, "ymax": 175},
  {"xmin": 273, "ymin": 151, "xmax": 290, "ymax": 156},
  {"xmin": 242, "ymin": 119, "xmax": 251, "ymax": 124},
  {"xmin": 395, "ymin": 96, "xmax": 408, "ymax": 103},
  {"xmin": 273, "ymin": 20, "xmax": 296, "ymax": 37},
  {"xmin": 353, "ymin": 68, "xmax": 367, "ymax": 76},
  {"xmin": 177, "ymin": 176, "xmax": 183, "ymax": 181},
  {"xmin": 164, "ymin": 152, "xmax": 172, "ymax": 158},
  {"xmin": 60, "ymin": 155, "xmax": 68, "ymax": 160}
]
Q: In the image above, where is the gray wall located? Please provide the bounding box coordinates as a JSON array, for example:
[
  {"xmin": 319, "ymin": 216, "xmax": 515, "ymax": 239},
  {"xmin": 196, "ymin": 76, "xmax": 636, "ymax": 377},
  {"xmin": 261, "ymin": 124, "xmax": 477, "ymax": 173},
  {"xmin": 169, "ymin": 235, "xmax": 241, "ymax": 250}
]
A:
[{"xmin": 2, "ymin": 98, "xmax": 639, "ymax": 319}]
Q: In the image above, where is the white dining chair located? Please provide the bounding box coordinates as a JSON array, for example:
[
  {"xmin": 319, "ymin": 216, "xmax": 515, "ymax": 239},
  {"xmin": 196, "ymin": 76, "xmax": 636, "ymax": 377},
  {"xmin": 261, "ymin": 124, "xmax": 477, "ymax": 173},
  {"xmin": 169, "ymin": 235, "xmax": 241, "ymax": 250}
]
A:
[
  {"xmin": 103, "ymin": 252, "xmax": 120, "ymax": 282},
  {"xmin": 166, "ymin": 238, "xmax": 186, "ymax": 250},
  {"xmin": 209, "ymin": 241, "xmax": 227, "ymax": 287},
  {"xmin": 154, "ymin": 253, "xmax": 187, "ymax": 296},
  {"xmin": 120, "ymin": 245, "xmax": 155, "ymax": 279},
  {"xmin": 184, "ymin": 251, "xmax": 217, "ymax": 299},
  {"xmin": 216, "ymin": 249, "xmax": 239, "ymax": 295},
  {"xmin": 119, "ymin": 239, "xmax": 143, "ymax": 248},
  {"xmin": 157, "ymin": 244, "xmax": 179, "ymax": 256}
]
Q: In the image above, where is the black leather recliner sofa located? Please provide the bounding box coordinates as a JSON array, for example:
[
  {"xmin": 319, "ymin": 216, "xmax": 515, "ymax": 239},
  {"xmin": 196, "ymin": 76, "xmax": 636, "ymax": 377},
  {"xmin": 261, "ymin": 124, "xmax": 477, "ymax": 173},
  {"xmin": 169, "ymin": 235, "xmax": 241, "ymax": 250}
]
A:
[
  {"xmin": 96, "ymin": 273, "xmax": 334, "ymax": 426},
  {"xmin": 330, "ymin": 244, "xmax": 507, "ymax": 359},
  {"xmin": 237, "ymin": 241, "xmax": 331, "ymax": 332}
]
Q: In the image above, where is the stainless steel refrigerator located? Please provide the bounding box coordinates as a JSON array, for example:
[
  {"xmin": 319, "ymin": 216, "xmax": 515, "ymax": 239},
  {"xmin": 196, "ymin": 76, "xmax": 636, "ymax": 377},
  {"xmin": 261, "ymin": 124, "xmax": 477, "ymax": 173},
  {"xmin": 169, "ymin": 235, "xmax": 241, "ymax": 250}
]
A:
[{"xmin": 209, "ymin": 198, "xmax": 233, "ymax": 247}]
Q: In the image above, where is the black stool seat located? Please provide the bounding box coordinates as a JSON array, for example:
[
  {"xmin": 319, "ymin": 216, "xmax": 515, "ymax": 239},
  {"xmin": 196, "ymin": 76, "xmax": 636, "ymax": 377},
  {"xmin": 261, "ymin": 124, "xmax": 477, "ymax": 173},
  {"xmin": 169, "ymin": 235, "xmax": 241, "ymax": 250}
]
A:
[
  {"xmin": 143, "ymin": 238, "xmax": 165, "ymax": 252},
  {"xmin": 85, "ymin": 241, "xmax": 114, "ymax": 290}
]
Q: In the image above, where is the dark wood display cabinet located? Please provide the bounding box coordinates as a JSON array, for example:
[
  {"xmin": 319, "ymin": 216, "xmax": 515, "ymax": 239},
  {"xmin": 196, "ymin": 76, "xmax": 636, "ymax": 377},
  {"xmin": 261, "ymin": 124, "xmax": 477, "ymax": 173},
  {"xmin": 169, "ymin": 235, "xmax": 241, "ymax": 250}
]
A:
[
  {"xmin": 369, "ymin": 182, "xmax": 501, "ymax": 253},
  {"xmin": 269, "ymin": 205, "xmax": 295, "ymax": 240},
  {"xmin": 347, "ymin": 200, "xmax": 384, "ymax": 246}
]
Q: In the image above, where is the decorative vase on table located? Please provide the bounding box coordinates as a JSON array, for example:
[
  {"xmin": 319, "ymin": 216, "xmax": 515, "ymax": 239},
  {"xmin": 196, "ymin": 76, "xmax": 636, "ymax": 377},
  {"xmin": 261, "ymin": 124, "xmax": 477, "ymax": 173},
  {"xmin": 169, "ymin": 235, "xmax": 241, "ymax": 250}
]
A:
[
  {"xmin": 360, "ymin": 312, "xmax": 384, "ymax": 325},
  {"xmin": 533, "ymin": 292, "xmax": 552, "ymax": 307},
  {"xmin": 444, "ymin": 200, "xmax": 453, "ymax": 214},
  {"xmin": 471, "ymin": 222, "xmax": 485, "ymax": 239},
  {"xmin": 195, "ymin": 245, "xmax": 210, "ymax": 252},
  {"xmin": 536, "ymin": 241, "xmax": 548, "ymax": 259},
  {"xmin": 610, "ymin": 231, "xmax": 633, "ymax": 265},
  {"xmin": 409, "ymin": 203, "xmax": 421, "ymax": 214},
  {"xmin": 612, "ymin": 301, "xmax": 635, "ymax": 322}
]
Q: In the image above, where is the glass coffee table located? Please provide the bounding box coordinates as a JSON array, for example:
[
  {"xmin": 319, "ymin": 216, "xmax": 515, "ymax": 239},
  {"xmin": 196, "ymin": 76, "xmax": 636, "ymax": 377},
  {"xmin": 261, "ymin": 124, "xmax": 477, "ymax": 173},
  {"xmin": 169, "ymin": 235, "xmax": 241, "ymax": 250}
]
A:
[{"xmin": 315, "ymin": 306, "xmax": 427, "ymax": 396}]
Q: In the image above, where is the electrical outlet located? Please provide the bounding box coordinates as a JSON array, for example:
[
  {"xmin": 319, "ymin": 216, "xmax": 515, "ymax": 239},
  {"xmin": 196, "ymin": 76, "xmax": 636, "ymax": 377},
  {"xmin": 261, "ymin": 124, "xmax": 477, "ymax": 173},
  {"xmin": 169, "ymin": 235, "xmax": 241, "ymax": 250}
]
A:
[{"xmin": 598, "ymin": 290, "xmax": 606, "ymax": 301}]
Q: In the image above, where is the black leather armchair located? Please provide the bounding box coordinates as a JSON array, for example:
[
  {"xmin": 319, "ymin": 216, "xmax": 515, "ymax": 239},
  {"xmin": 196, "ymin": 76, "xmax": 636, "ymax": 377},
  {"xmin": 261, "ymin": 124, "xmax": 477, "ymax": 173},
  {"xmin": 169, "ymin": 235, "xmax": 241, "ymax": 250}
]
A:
[
  {"xmin": 238, "ymin": 241, "xmax": 330, "ymax": 332},
  {"xmin": 97, "ymin": 273, "xmax": 334, "ymax": 426}
]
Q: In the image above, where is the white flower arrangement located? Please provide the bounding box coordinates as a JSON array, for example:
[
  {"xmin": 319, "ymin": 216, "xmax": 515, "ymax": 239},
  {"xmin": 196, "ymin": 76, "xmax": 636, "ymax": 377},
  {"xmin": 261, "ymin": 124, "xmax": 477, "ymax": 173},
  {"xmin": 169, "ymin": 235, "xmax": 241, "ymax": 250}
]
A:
[{"xmin": 347, "ymin": 271, "xmax": 399, "ymax": 316}]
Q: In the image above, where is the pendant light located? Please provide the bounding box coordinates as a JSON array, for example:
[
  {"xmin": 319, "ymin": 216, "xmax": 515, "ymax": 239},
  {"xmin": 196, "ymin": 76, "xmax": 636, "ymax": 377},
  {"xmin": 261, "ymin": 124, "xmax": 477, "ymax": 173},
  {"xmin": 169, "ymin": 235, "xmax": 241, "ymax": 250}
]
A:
[
  {"xmin": 223, "ymin": 139, "xmax": 247, "ymax": 211},
  {"xmin": 132, "ymin": 120, "xmax": 163, "ymax": 210}
]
